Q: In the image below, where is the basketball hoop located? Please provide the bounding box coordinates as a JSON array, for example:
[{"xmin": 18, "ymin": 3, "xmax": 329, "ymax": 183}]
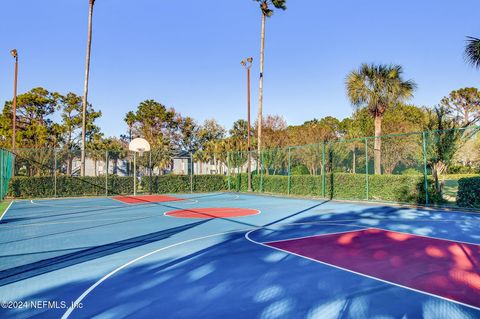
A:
[
  {"xmin": 128, "ymin": 138, "xmax": 151, "ymax": 196},
  {"xmin": 129, "ymin": 138, "xmax": 151, "ymax": 154}
]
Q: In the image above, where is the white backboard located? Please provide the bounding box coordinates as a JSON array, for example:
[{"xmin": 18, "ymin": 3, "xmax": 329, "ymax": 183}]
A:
[{"xmin": 129, "ymin": 138, "xmax": 151, "ymax": 152}]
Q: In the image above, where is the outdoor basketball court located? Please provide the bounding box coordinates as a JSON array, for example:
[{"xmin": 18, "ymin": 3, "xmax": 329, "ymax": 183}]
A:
[{"xmin": 0, "ymin": 192, "xmax": 479, "ymax": 318}]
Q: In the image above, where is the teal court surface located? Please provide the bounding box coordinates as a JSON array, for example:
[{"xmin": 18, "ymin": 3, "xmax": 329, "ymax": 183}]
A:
[{"xmin": 0, "ymin": 193, "xmax": 479, "ymax": 319}]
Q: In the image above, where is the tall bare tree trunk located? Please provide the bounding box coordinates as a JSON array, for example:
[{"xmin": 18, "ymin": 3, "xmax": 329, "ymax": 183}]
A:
[
  {"xmin": 67, "ymin": 156, "xmax": 72, "ymax": 175},
  {"xmin": 374, "ymin": 115, "xmax": 382, "ymax": 175},
  {"xmin": 257, "ymin": 12, "xmax": 266, "ymax": 156},
  {"xmin": 81, "ymin": 0, "xmax": 95, "ymax": 177}
]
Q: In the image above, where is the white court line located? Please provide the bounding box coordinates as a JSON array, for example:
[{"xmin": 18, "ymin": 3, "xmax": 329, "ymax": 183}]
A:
[
  {"xmin": 262, "ymin": 221, "xmax": 480, "ymax": 247},
  {"xmin": 30, "ymin": 197, "xmax": 198, "ymax": 209},
  {"xmin": 302, "ymin": 218, "xmax": 480, "ymax": 223},
  {"xmin": 30, "ymin": 199, "xmax": 124, "ymax": 209},
  {"xmin": 0, "ymin": 215, "xmax": 157, "ymax": 229},
  {"xmin": 62, "ymin": 219, "xmax": 480, "ymax": 318},
  {"xmin": 262, "ymin": 227, "xmax": 370, "ymax": 245},
  {"xmin": 0, "ymin": 200, "xmax": 14, "ymax": 223},
  {"xmin": 109, "ymin": 196, "xmax": 197, "ymax": 206},
  {"xmin": 369, "ymin": 227, "xmax": 480, "ymax": 247},
  {"xmin": 180, "ymin": 199, "xmax": 199, "ymax": 205},
  {"xmin": 163, "ymin": 208, "xmax": 261, "ymax": 219},
  {"xmin": 61, "ymin": 228, "xmax": 252, "ymax": 319},
  {"xmin": 245, "ymin": 228, "xmax": 480, "ymax": 312}
]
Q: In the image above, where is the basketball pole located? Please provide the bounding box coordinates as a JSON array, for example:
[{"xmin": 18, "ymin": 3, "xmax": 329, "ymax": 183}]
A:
[
  {"xmin": 129, "ymin": 138, "xmax": 150, "ymax": 196},
  {"xmin": 133, "ymin": 152, "xmax": 136, "ymax": 196}
]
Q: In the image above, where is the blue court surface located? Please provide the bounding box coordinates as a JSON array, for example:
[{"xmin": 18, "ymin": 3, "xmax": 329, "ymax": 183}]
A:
[{"xmin": 1, "ymin": 193, "xmax": 480, "ymax": 319}]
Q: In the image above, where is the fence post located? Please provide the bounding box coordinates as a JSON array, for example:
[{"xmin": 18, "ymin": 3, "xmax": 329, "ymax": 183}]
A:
[
  {"xmin": 105, "ymin": 150, "xmax": 109, "ymax": 197},
  {"xmin": 54, "ymin": 149, "xmax": 57, "ymax": 198},
  {"xmin": 227, "ymin": 152, "xmax": 231, "ymax": 191},
  {"xmin": 422, "ymin": 131, "xmax": 429, "ymax": 206},
  {"xmin": 287, "ymin": 147, "xmax": 291, "ymax": 195},
  {"xmin": 321, "ymin": 142, "xmax": 325, "ymax": 197},
  {"xmin": 0, "ymin": 150, "xmax": 3, "ymax": 200},
  {"xmin": 237, "ymin": 152, "xmax": 240, "ymax": 191},
  {"xmin": 365, "ymin": 138, "xmax": 369, "ymax": 200},
  {"xmin": 149, "ymin": 151, "xmax": 152, "ymax": 195},
  {"xmin": 190, "ymin": 152, "xmax": 193, "ymax": 193},
  {"xmin": 260, "ymin": 150, "xmax": 264, "ymax": 192}
]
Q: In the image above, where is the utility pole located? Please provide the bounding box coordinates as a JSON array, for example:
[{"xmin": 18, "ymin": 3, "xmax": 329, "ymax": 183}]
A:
[{"xmin": 10, "ymin": 49, "xmax": 18, "ymax": 175}]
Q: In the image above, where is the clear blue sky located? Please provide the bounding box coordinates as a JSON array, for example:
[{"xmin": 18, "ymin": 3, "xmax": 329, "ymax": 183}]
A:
[{"xmin": 1, "ymin": 0, "xmax": 479, "ymax": 137}]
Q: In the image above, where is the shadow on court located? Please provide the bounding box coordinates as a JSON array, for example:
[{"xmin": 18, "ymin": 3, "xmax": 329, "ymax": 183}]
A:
[
  {"xmin": 0, "ymin": 220, "xmax": 208, "ymax": 287},
  {"xmin": 3, "ymin": 228, "xmax": 479, "ymax": 319}
]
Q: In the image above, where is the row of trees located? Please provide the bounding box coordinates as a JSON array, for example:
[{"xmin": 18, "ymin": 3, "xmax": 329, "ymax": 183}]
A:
[{"xmin": 1, "ymin": 83, "xmax": 479, "ymax": 179}]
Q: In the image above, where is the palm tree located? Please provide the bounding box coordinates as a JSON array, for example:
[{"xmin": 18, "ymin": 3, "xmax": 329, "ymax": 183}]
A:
[
  {"xmin": 80, "ymin": 0, "xmax": 95, "ymax": 177},
  {"xmin": 346, "ymin": 64, "xmax": 416, "ymax": 174},
  {"xmin": 465, "ymin": 36, "xmax": 480, "ymax": 69},
  {"xmin": 124, "ymin": 111, "xmax": 136, "ymax": 142},
  {"xmin": 254, "ymin": 0, "xmax": 286, "ymax": 156}
]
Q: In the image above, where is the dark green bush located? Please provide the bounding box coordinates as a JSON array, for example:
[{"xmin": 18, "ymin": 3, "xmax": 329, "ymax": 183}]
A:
[
  {"xmin": 8, "ymin": 172, "xmax": 441, "ymax": 207},
  {"xmin": 229, "ymin": 172, "xmax": 437, "ymax": 205},
  {"xmin": 324, "ymin": 173, "xmax": 365, "ymax": 200},
  {"xmin": 142, "ymin": 175, "xmax": 227, "ymax": 194},
  {"xmin": 457, "ymin": 177, "xmax": 480, "ymax": 208},
  {"xmin": 290, "ymin": 175, "xmax": 322, "ymax": 196},
  {"xmin": 447, "ymin": 165, "xmax": 479, "ymax": 174},
  {"xmin": 291, "ymin": 165, "xmax": 309, "ymax": 175},
  {"xmin": 9, "ymin": 175, "xmax": 133, "ymax": 198}
]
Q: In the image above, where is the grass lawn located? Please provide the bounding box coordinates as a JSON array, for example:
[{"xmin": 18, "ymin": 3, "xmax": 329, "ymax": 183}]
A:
[
  {"xmin": 442, "ymin": 174, "xmax": 479, "ymax": 203},
  {"xmin": 442, "ymin": 179, "xmax": 458, "ymax": 202},
  {"xmin": 0, "ymin": 200, "xmax": 12, "ymax": 220}
]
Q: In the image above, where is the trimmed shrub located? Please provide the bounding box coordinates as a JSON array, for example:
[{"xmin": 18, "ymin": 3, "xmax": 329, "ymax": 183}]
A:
[
  {"xmin": 325, "ymin": 173, "xmax": 365, "ymax": 200},
  {"xmin": 9, "ymin": 175, "xmax": 133, "ymax": 198},
  {"xmin": 290, "ymin": 175, "xmax": 322, "ymax": 196},
  {"xmin": 401, "ymin": 168, "xmax": 422, "ymax": 175},
  {"xmin": 291, "ymin": 165, "xmax": 309, "ymax": 175},
  {"xmin": 142, "ymin": 175, "xmax": 227, "ymax": 194},
  {"xmin": 228, "ymin": 172, "xmax": 438, "ymax": 205},
  {"xmin": 457, "ymin": 177, "xmax": 480, "ymax": 208},
  {"xmin": 8, "ymin": 172, "xmax": 442, "ymax": 207}
]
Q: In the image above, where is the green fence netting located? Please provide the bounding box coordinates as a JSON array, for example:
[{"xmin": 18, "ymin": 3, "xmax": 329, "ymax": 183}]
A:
[
  {"xmin": 0, "ymin": 149, "xmax": 15, "ymax": 201},
  {"xmin": 227, "ymin": 127, "xmax": 480, "ymax": 209},
  {"xmin": 6, "ymin": 127, "xmax": 480, "ymax": 209}
]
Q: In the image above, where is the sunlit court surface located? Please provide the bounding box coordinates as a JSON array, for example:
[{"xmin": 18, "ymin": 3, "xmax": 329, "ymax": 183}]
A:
[{"xmin": 0, "ymin": 193, "xmax": 479, "ymax": 319}]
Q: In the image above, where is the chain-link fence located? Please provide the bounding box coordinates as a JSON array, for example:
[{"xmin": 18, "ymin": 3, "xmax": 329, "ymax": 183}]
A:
[
  {"xmin": 226, "ymin": 127, "xmax": 480, "ymax": 208},
  {"xmin": 6, "ymin": 127, "xmax": 480, "ymax": 208},
  {"xmin": 0, "ymin": 149, "xmax": 14, "ymax": 201}
]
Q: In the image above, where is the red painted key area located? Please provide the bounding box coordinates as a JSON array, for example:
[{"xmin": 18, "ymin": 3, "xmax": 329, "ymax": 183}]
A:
[{"xmin": 267, "ymin": 228, "xmax": 480, "ymax": 308}]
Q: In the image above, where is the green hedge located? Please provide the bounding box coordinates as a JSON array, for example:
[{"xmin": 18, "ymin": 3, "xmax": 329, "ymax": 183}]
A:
[
  {"xmin": 230, "ymin": 172, "xmax": 440, "ymax": 205},
  {"xmin": 9, "ymin": 175, "xmax": 134, "ymax": 198},
  {"xmin": 8, "ymin": 172, "xmax": 443, "ymax": 207},
  {"xmin": 457, "ymin": 177, "xmax": 480, "ymax": 208},
  {"xmin": 142, "ymin": 175, "xmax": 227, "ymax": 194}
]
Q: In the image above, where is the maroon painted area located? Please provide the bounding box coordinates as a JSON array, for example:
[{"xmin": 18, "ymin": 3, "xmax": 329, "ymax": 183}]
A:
[
  {"xmin": 166, "ymin": 208, "xmax": 258, "ymax": 219},
  {"xmin": 113, "ymin": 195, "xmax": 184, "ymax": 204},
  {"xmin": 266, "ymin": 229, "xmax": 480, "ymax": 308}
]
